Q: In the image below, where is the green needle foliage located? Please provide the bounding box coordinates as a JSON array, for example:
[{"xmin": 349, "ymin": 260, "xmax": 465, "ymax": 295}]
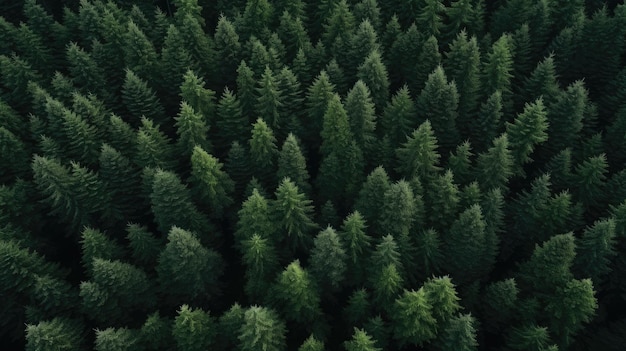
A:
[{"xmin": 1, "ymin": 1, "xmax": 625, "ymax": 350}]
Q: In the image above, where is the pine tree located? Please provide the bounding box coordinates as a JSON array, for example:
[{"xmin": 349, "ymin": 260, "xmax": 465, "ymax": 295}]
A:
[
  {"xmin": 107, "ymin": 114, "xmax": 136, "ymax": 159},
  {"xmin": 417, "ymin": 65, "xmax": 460, "ymax": 154},
  {"xmin": 270, "ymin": 260, "xmax": 322, "ymax": 325},
  {"xmin": 482, "ymin": 278, "xmax": 518, "ymax": 331},
  {"xmin": 66, "ymin": 42, "xmax": 109, "ymax": 101},
  {"xmin": 354, "ymin": 166, "xmax": 391, "ymax": 235},
  {"xmin": 276, "ymin": 67, "xmax": 305, "ymax": 134},
  {"xmin": 214, "ymin": 15, "xmax": 241, "ymax": 86},
  {"xmin": 414, "ymin": 36, "xmax": 443, "ymax": 96},
  {"xmin": 277, "ymin": 133, "xmax": 311, "ymax": 194},
  {"xmin": 475, "ymin": 134, "xmax": 514, "ymax": 191},
  {"xmin": 238, "ymin": 306, "xmax": 286, "ymax": 351},
  {"xmin": 574, "ymin": 218, "xmax": 617, "ymax": 284},
  {"xmin": 126, "ymin": 224, "xmax": 162, "ymax": 269},
  {"xmin": 304, "ymin": 71, "xmax": 336, "ymax": 146},
  {"xmin": 482, "ymin": 34, "xmax": 514, "ymax": 113},
  {"xmin": 160, "ymin": 25, "xmax": 198, "ymax": 102},
  {"xmin": 239, "ymin": 0, "xmax": 274, "ymax": 40},
  {"xmin": 545, "ymin": 278, "xmax": 598, "ymax": 348},
  {"xmin": 80, "ymin": 258, "xmax": 155, "ymax": 324},
  {"xmin": 348, "ymin": 20, "xmax": 380, "ymax": 79},
  {"xmin": 98, "ymin": 144, "xmax": 142, "ymax": 220},
  {"xmin": 320, "ymin": 93, "xmax": 352, "ymax": 157},
  {"xmin": 437, "ymin": 313, "xmax": 478, "ymax": 351},
  {"xmin": 505, "ymin": 98, "xmax": 549, "ymax": 176},
  {"xmin": 25, "ymin": 318, "xmax": 84, "ymax": 351},
  {"xmin": 135, "ymin": 117, "xmax": 177, "ymax": 170},
  {"xmin": 339, "ymin": 211, "xmax": 372, "ymax": 287},
  {"xmin": 522, "ymin": 54, "xmax": 560, "ymax": 106},
  {"xmin": 447, "ymin": 140, "xmax": 474, "ymax": 186},
  {"xmin": 94, "ymin": 327, "xmax": 138, "ymax": 351},
  {"xmin": 249, "ymin": 118, "xmax": 278, "ymax": 186},
  {"xmin": 242, "ymin": 233, "xmax": 280, "ymax": 302},
  {"xmin": 123, "ymin": 21, "xmax": 159, "ymax": 84},
  {"xmin": 505, "ymin": 324, "xmax": 555, "ymax": 351},
  {"xmin": 173, "ymin": 305, "xmax": 216, "ymax": 351},
  {"xmin": 445, "ymin": 31, "xmax": 481, "ymax": 137},
  {"xmin": 190, "ymin": 146, "xmax": 234, "ymax": 218},
  {"xmin": 425, "ymin": 170, "xmax": 460, "ymax": 233},
  {"xmin": 277, "ymin": 11, "xmax": 310, "ymax": 63},
  {"xmin": 470, "ymin": 90, "xmax": 503, "ymax": 152},
  {"xmin": 444, "ymin": 204, "xmax": 490, "ymax": 282},
  {"xmin": 370, "ymin": 263, "xmax": 404, "ymax": 313},
  {"xmin": 299, "ymin": 335, "xmax": 325, "ymax": 351},
  {"xmin": 344, "ymin": 80, "xmax": 376, "ymax": 150},
  {"xmin": 573, "ymin": 153, "xmax": 608, "ymax": 210},
  {"xmin": 121, "ymin": 69, "xmax": 165, "ymax": 126},
  {"xmin": 235, "ymin": 188, "xmax": 275, "ymax": 246},
  {"xmin": 391, "ymin": 288, "xmax": 438, "ymax": 347},
  {"xmin": 174, "ymin": 101, "xmax": 211, "ymax": 158},
  {"xmin": 357, "ymin": 50, "xmax": 390, "ymax": 112},
  {"xmin": 0, "ymin": 54, "xmax": 43, "ymax": 112},
  {"xmin": 518, "ymin": 233, "xmax": 576, "ymax": 294},
  {"xmin": 217, "ymin": 303, "xmax": 245, "ymax": 350},
  {"xmin": 156, "ymin": 227, "xmax": 223, "ymax": 302},
  {"xmin": 272, "ymin": 178, "xmax": 317, "ymax": 253},
  {"xmin": 216, "ymin": 87, "xmax": 248, "ymax": 150},
  {"xmin": 381, "ymin": 85, "xmax": 416, "ymax": 149},
  {"xmin": 396, "ymin": 120, "xmax": 442, "ymax": 181},
  {"xmin": 180, "ymin": 70, "xmax": 216, "ymax": 124},
  {"xmin": 256, "ymin": 66, "xmax": 284, "ymax": 135},
  {"xmin": 310, "ymin": 226, "xmax": 347, "ymax": 291},
  {"xmin": 149, "ymin": 169, "xmax": 213, "ymax": 239},
  {"xmin": 344, "ymin": 328, "xmax": 382, "ymax": 351},
  {"xmin": 0, "ymin": 127, "xmax": 29, "ymax": 183}
]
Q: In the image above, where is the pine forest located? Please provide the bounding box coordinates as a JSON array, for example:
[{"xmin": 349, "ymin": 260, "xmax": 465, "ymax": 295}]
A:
[{"xmin": 2, "ymin": 0, "xmax": 626, "ymax": 350}]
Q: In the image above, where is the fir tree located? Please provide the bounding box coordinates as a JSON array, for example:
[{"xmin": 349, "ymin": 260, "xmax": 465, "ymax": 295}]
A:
[
  {"xmin": 357, "ymin": 50, "xmax": 390, "ymax": 113},
  {"xmin": 238, "ymin": 306, "xmax": 286, "ymax": 351},
  {"xmin": 235, "ymin": 188, "xmax": 275, "ymax": 245},
  {"xmin": 344, "ymin": 328, "xmax": 382, "ymax": 351},
  {"xmin": 425, "ymin": 170, "xmax": 460, "ymax": 233},
  {"xmin": 135, "ymin": 117, "xmax": 177, "ymax": 170},
  {"xmin": 339, "ymin": 211, "xmax": 372, "ymax": 287},
  {"xmin": 270, "ymin": 260, "xmax": 322, "ymax": 325},
  {"xmin": 126, "ymin": 224, "xmax": 162, "ymax": 269},
  {"xmin": 272, "ymin": 178, "xmax": 317, "ymax": 253},
  {"xmin": 121, "ymin": 69, "xmax": 165, "ymax": 126},
  {"xmin": 214, "ymin": 15, "xmax": 241, "ymax": 86},
  {"xmin": 189, "ymin": 146, "xmax": 234, "ymax": 218},
  {"xmin": 216, "ymin": 87, "xmax": 248, "ymax": 150},
  {"xmin": 506, "ymin": 98, "xmax": 549, "ymax": 176},
  {"xmin": 173, "ymin": 305, "xmax": 216, "ymax": 351},
  {"xmin": 123, "ymin": 21, "xmax": 159, "ymax": 84},
  {"xmin": 174, "ymin": 101, "xmax": 211, "ymax": 158},
  {"xmin": 391, "ymin": 288, "xmax": 438, "ymax": 347},
  {"xmin": 396, "ymin": 120, "xmax": 442, "ymax": 181},
  {"xmin": 382, "ymin": 85, "xmax": 416, "ymax": 149},
  {"xmin": 156, "ymin": 227, "xmax": 223, "ymax": 302},
  {"xmin": 94, "ymin": 327, "xmax": 138, "ymax": 351},
  {"xmin": 180, "ymin": 70, "xmax": 216, "ymax": 124},
  {"xmin": 256, "ymin": 66, "xmax": 284, "ymax": 135},
  {"xmin": 574, "ymin": 218, "xmax": 617, "ymax": 284},
  {"xmin": 277, "ymin": 133, "xmax": 311, "ymax": 194},
  {"xmin": 25, "ymin": 318, "xmax": 84, "ymax": 351},
  {"xmin": 344, "ymin": 80, "xmax": 376, "ymax": 151},
  {"xmin": 241, "ymin": 233, "xmax": 280, "ymax": 302},
  {"xmin": 417, "ymin": 65, "xmax": 460, "ymax": 154},
  {"xmin": 249, "ymin": 118, "xmax": 278, "ymax": 186},
  {"xmin": 444, "ymin": 204, "xmax": 490, "ymax": 282},
  {"xmin": 475, "ymin": 134, "xmax": 514, "ymax": 191},
  {"xmin": 310, "ymin": 226, "xmax": 347, "ymax": 291}
]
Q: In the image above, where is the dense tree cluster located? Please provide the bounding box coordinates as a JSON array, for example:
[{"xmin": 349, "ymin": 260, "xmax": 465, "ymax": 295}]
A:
[{"xmin": 1, "ymin": 0, "xmax": 626, "ymax": 349}]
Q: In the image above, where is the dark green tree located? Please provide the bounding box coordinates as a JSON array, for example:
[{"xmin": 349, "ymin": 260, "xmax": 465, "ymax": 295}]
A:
[
  {"xmin": 437, "ymin": 313, "xmax": 478, "ymax": 351},
  {"xmin": 271, "ymin": 178, "xmax": 317, "ymax": 253},
  {"xmin": 425, "ymin": 170, "xmax": 460, "ymax": 233},
  {"xmin": 256, "ymin": 66, "xmax": 284, "ymax": 134},
  {"xmin": 277, "ymin": 133, "xmax": 311, "ymax": 194},
  {"xmin": 310, "ymin": 226, "xmax": 347, "ymax": 291},
  {"xmin": 121, "ymin": 69, "xmax": 165, "ymax": 126},
  {"xmin": 173, "ymin": 305, "xmax": 216, "ymax": 351},
  {"xmin": 235, "ymin": 188, "xmax": 275, "ymax": 245},
  {"xmin": 241, "ymin": 233, "xmax": 280, "ymax": 302},
  {"xmin": 156, "ymin": 227, "xmax": 223, "ymax": 302},
  {"xmin": 180, "ymin": 70, "xmax": 216, "ymax": 124},
  {"xmin": 190, "ymin": 146, "xmax": 234, "ymax": 218},
  {"xmin": 25, "ymin": 318, "xmax": 84, "ymax": 351},
  {"xmin": 339, "ymin": 211, "xmax": 372, "ymax": 287},
  {"xmin": 216, "ymin": 87, "xmax": 248, "ymax": 150},
  {"xmin": 357, "ymin": 49, "xmax": 390, "ymax": 112},
  {"xmin": 344, "ymin": 328, "xmax": 382, "ymax": 351},
  {"xmin": 238, "ymin": 306, "xmax": 286, "ymax": 351},
  {"xmin": 417, "ymin": 65, "xmax": 460, "ymax": 154},
  {"xmin": 505, "ymin": 98, "xmax": 549, "ymax": 176},
  {"xmin": 391, "ymin": 288, "xmax": 438, "ymax": 347},
  {"xmin": 94, "ymin": 327, "xmax": 138, "ymax": 351},
  {"xmin": 270, "ymin": 260, "xmax": 322, "ymax": 325},
  {"xmin": 396, "ymin": 120, "xmax": 442, "ymax": 181},
  {"xmin": 123, "ymin": 21, "xmax": 159, "ymax": 84},
  {"xmin": 381, "ymin": 85, "xmax": 416, "ymax": 149},
  {"xmin": 135, "ymin": 117, "xmax": 177, "ymax": 170},
  {"xmin": 344, "ymin": 80, "xmax": 376, "ymax": 151},
  {"xmin": 149, "ymin": 169, "xmax": 212, "ymax": 238},
  {"xmin": 475, "ymin": 134, "xmax": 514, "ymax": 191},
  {"xmin": 249, "ymin": 118, "xmax": 278, "ymax": 186},
  {"xmin": 214, "ymin": 15, "xmax": 241, "ymax": 86},
  {"xmin": 174, "ymin": 101, "xmax": 211, "ymax": 157}
]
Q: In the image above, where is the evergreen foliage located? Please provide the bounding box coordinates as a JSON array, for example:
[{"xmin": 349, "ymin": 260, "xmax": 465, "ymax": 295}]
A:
[{"xmin": 1, "ymin": 1, "xmax": 625, "ymax": 349}]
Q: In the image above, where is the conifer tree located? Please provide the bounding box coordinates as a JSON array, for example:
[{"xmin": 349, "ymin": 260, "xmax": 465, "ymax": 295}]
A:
[
  {"xmin": 241, "ymin": 233, "xmax": 280, "ymax": 302},
  {"xmin": 272, "ymin": 178, "xmax": 317, "ymax": 253},
  {"xmin": 573, "ymin": 153, "xmax": 608, "ymax": 210},
  {"xmin": 339, "ymin": 211, "xmax": 372, "ymax": 287},
  {"xmin": 121, "ymin": 70, "xmax": 165, "ymax": 126},
  {"xmin": 123, "ymin": 21, "xmax": 159, "ymax": 84},
  {"xmin": 444, "ymin": 204, "xmax": 490, "ymax": 282},
  {"xmin": 238, "ymin": 306, "xmax": 286, "ymax": 351},
  {"xmin": 437, "ymin": 313, "xmax": 478, "ymax": 351},
  {"xmin": 0, "ymin": 127, "xmax": 29, "ymax": 183},
  {"xmin": 413, "ymin": 35, "xmax": 442, "ymax": 95},
  {"xmin": 416, "ymin": 0, "xmax": 445, "ymax": 38},
  {"xmin": 249, "ymin": 118, "xmax": 278, "ymax": 186},
  {"xmin": 475, "ymin": 134, "xmax": 514, "ymax": 191},
  {"xmin": 216, "ymin": 87, "xmax": 248, "ymax": 150},
  {"xmin": 135, "ymin": 117, "xmax": 177, "ymax": 170},
  {"xmin": 505, "ymin": 98, "xmax": 549, "ymax": 175},
  {"xmin": 235, "ymin": 188, "xmax": 275, "ymax": 245},
  {"xmin": 156, "ymin": 227, "xmax": 223, "ymax": 302},
  {"xmin": 277, "ymin": 67, "xmax": 305, "ymax": 134},
  {"xmin": 304, "ymin": 71, "xmax": 336, "ymax": 145},
  {"xmin": 396, "ymin": 120, "xmax": 442, "ymax": 181},
  {"xmin": 214, "ymin": 15, "xmax": 241, "ymax": 86},
  {"xmin": 173, "ymin": 305, "xmax": 216, "ymax": 351},
  {"xmin": 470, "ymin": 90, "xmax": 503, "ymax": 152},
  {"xmin": 94, "ymin": 327, "xmax": 138, "ymax": 351},
  {"xmin": 344, "ymin": 80, "xmax": 376, "ymax": 150},
  {"xmin": 447, "ymin": 140, "xmax": 474, "ymax": 186},
  {"xmin": 0, "ymin": 54, "xmax": 43, "ymax": 112},
  {"xmin": 522, "ymin": 55, "xmax": 560, "ymax": 106},
  {"xmin": 277, "ymin": 133, "xmax": 311, "ymax": 194},
  {"xmin": 79, "ymin": 227, "xmax": 125, "ymax": 276},
  {"xmin": 574, "ymin": 218, "xmax": 617, "ymax": 284},
  {"xmin": 348, "ymin": 20, "xmax": 380, "ymax": 78},
  {"xmin": 25, "ymin": 318, "xmax": 84, "ymax": 351},
  {"xmin": 357, "ymin": 50, "xmax": 390, "ymax": 112},
  {"xmin": 180, "ymin": 70, "xmax": 217, "ymax": 124},
  {"xmin": 417, "ymin": 66, "xmax": 460, "ymax": 154},
  {"xmin": 174, "ymin": 102, "xmax": 211, "ymax": 158},
  {"xmin": 160, "ymin": 25, "xmax": 197, "ymax": 100},
  {"xmin": 80, "ymin": 258, "xmax": 155, "ymax": 324},
  {"xmin": 544, "ymin": 80, "xmax": 586, "ymax": 157},
  {"xmin": 426, "ymin": 170, "xmax": 460, "ymax": 233},
  {"xmin": 149, "ymin": 169, "xmax": 212, "ymax": 239},
  {"xmin": 381, "ymin": 85, "xmax": 416, "ymax": 149},
  {"xmin": 256, "ymin": 66, "xmax": 284, "ymax": 134},
  {"xmin": 344, "ymin": 328, "xmax": 382, "ymax": 351},
  {"xmin": 391, "ymin": 288, "xmax": 438, "ymax": 347},
  {"xmin": 190, "ymin": 146, "xmax": 234, "ymax": 218},
  {"xmin": 66, "ymin": 42, "xmax": 109, "ymax": 102},
  {"xmin": 519, "ymin": 232, "xmax": 576, "ymax": 294},
  {"xmin": 270, "ymin": 260, "xmax": 322, "ymax": 325},
  {"xmin": 310, "ymin": 226, "xmax": 347, "ymax": 291},
  {"xmin": 354, "ymin": 166, "xmax": 391, "ymax": 235},
  {"xmin": 505, "ymin": 324, "xmax": 555, "ymax": 351},
  {"xmin": 126, "ymin": 224, "xmax": 162, "ymax": 269},
  {"xmin": 445, "ymin": 31, "xmax": 481, "ymax": 137},
  {"xmin": 99, "ymin": 144, "xmax": 141, "ymax": 220},
  {"xmin": 107, "ymin": 114, "xmax": 136, "ymax": 159},
  {"xmin": 482, "ymin": 34, "xmax": 514, "ymax": 113}
]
